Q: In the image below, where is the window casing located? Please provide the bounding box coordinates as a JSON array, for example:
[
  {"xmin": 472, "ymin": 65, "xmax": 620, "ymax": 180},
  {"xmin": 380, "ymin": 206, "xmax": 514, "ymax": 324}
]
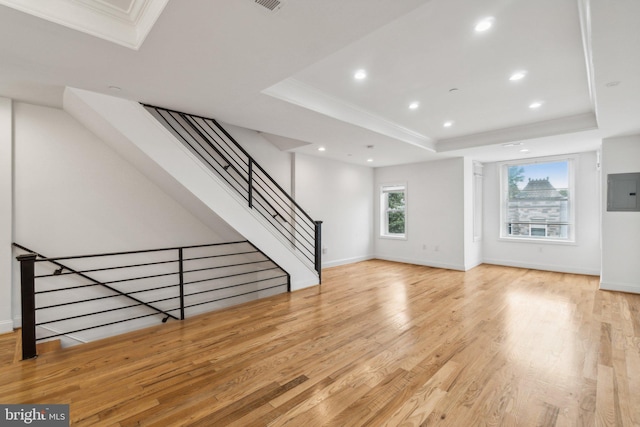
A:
[
  {"xmin": 500, "ymin": 156, "xmax": 575, "ymax": 242},
  {"xmin": 380, "ymin": 184, "xmax": 406, "ymax": 239}
]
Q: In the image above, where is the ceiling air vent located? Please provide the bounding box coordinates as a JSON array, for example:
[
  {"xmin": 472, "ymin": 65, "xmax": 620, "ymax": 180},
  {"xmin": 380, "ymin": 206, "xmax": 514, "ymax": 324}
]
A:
[{"xmin": 254, "ymin": 0, "xmax": 282, "ymax": 12}]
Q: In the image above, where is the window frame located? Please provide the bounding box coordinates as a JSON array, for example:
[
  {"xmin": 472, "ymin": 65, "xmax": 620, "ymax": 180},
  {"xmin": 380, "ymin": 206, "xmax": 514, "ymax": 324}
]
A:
[
  {"xmin": 499, "ymin": 155, "xmax": 577, "ymax": 244},
  {"xmin": 380, "ymin": 183, "xmax": 407, "ymax": 240}
]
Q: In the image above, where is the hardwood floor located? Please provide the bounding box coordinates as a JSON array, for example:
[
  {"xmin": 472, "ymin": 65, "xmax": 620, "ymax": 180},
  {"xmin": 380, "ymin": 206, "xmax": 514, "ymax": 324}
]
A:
[{"xmin": 1, "ymin": 260, "xmax": 638, "ymax": 426}]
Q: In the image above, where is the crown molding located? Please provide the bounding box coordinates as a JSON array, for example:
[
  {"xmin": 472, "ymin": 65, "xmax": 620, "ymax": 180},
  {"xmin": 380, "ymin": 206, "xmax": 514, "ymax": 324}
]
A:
[
  {"xmin": 436, "ymin": 112, "xmax": 598, "ymax": 152},
  {"xmin": 0, "ymin": 0, "xmax": 168, "ymax": 50},
  {"xmin": 263, "ymin": 78, "xmax": 436, "ymax": 152}
]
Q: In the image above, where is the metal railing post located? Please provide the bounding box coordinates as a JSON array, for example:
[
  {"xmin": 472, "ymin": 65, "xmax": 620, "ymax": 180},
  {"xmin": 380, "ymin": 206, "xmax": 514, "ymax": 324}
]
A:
[
  {"xmin": 17, "ymin": 253, "xmax": 38, "ymax": 360},
  {"xmin": 178, "ymin": 248, "xmax": 185, "ymax": 320},
  {"xmin": 248, "ymin": 159, "xmax": 253, "ymax": 209},
  {"xmin": 314, "ymin": 221, "xmax": 323, "ymax": 284}
]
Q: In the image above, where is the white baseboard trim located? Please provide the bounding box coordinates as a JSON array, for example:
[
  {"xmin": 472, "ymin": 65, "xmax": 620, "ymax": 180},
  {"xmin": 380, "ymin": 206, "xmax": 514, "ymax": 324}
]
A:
[
  {"xmin": 0, "ymin": 319, "xmax": 13, "ymax": 334},
  {"xmin": 375, "ymin": 255, "xmax": 466, "ymax": 271},
  {"xmin": 599, "ymin": 281, "xmax": 640, "ymax": 294},
  {"xmin": 464, "ymin": 260, "xmax": 483, "ymax": 271},
  {"xmin": 482, "ymin": 258, "xmax": 600, "ymax": 276},
  {"xmin": 322, "ymin": 254, "xmax": 374, "ymax": 269}
]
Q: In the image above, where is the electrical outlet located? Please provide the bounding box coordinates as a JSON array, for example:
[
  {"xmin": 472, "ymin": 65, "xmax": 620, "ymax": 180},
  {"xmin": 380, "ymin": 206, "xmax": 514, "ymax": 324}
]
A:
[
  {"xmin": 322, "ymin": 248, "xmax": 328, "ymax": 254},
  {"xmin": 422, "ymin": 244, "xmax": 427, "ymax": 250},
  {"xmin": 434, "ymin": 245, "xmax": 440, "ymax": 252}
]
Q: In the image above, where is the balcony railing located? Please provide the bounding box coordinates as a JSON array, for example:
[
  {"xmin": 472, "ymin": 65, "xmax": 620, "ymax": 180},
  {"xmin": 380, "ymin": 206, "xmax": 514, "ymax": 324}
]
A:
[{"xmin": 14, "ymin": 241, "xmax": 289, "ymax": 360}]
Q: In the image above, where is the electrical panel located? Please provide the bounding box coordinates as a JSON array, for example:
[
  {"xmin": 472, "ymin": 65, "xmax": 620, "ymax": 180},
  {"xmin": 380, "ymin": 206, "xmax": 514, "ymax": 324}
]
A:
[{"xmin": 607, "ymin": 173, "xmax": 640, "ymax": 212}]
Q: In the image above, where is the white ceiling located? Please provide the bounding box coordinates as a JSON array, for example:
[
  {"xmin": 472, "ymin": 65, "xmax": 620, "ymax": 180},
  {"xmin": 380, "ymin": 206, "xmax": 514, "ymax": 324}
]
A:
[{"xmin": 0, "ymin": 0, "xmax": 638, "ymax": 167}]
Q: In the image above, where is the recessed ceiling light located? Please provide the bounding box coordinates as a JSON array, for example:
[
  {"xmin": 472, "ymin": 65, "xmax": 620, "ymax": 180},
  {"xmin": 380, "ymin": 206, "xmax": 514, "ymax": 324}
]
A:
[
  {"xmin": 605, "ymin": 81, "xmax": 620, "ymax": 87},
  {"xmin": 475, "ymin": 17, "xmax": 494, "ymax": 32},
  {"xmin": 318, "ymin": 146, "xmax": 326, "ymax": 152},
  {"xmin": 367, "ymin": 158, "xmax": 373, "ymax": 162},
  {"xmin": 354, "ymin": 69, "xmax": 367, "ymax": 80},
  {"xmin": 529, "ymin": 101, "xmax": 543, "ymax": 109},
  {"xmin": 509, "ymin": 71, "xmax": 527, "ymax": 81},
  {"xmin": 443, "ymin": 121, "xmax": 454, "ymax": 128},
  {"xmin": 520, "ymin": 148, "xmax": 530, "ymax": 153},
  {"xmin": 409, "ymin": 102, "xmax": 420, "ymax": 110},
  {"xmin": 108, "ymin": 85, "xmax": 122, "ymax": 92},
  {"xmin": 502, "ymin": 142, "xmax": 524, "ymax": 147}
]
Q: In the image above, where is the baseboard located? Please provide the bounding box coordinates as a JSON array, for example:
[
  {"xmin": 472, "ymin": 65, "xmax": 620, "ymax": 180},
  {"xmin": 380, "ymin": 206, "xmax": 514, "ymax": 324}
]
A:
[
  {"xmin": 464, "ymin": 260, "xmax": 483, "ymax": 271},
  {"xmin": 0, "ymin": 319, "xmax": 13, "ymax": 334},
  {"xmin": 482, "ymin": 258, "xmax": 600, "ymax": 276},
  {"xmin": 375, "ymin": 255, "xmax": 466, "ymax": 271},
  {"xmin": 322, "ymin": 254, "xmax": 374, "ymax": 269},
  {"xmin": 599, "ymin": 281, "xmax": 640, "ymax": 294}
]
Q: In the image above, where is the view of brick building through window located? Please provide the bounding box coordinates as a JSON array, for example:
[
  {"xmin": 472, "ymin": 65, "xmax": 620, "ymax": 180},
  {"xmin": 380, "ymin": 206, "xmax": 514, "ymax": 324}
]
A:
[{"xmin": 504, "ymin": 159, "xmax": 571, "ymax": 240}]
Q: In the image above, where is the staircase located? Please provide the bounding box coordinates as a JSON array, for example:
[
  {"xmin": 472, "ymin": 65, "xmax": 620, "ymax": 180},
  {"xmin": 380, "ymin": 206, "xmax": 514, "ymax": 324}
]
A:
[{"xmin": 63, "ymin": 87, "xmax": 319, "ymax": 291}]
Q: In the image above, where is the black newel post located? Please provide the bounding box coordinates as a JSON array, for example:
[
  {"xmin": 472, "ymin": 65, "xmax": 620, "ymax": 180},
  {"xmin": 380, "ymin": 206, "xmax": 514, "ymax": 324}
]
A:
[
  {"xmin": 17, "ymin": 253, "xmax": 37, "ymax": 360},
  {"xmin": 314, "ymin": 221, "xmax": 323, "ymax": 284}
]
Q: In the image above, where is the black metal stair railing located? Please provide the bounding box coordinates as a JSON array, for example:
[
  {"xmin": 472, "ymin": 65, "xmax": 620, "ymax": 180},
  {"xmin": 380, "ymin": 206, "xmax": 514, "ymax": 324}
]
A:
[
  {"xmin": 14, "ymin": 241, "xmax": 289, "ymax": 360},
  {"xmin": 143, "ymin": 105, "xmax": 322, "ymax": 277}
]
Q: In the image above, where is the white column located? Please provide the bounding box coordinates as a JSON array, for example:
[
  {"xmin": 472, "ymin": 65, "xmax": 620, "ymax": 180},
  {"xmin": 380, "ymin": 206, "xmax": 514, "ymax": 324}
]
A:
[
  {"xmin": 0, "ymin": 97, "xmax": 13, "ymax": 333},
  {"xmin": 601, "ymin": 135, "xmax": 640, "ymax": 293}
]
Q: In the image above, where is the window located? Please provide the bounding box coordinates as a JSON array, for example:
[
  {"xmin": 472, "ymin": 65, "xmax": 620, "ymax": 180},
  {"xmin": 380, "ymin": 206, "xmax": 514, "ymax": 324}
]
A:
[
  {"xmin": 380, "ymin": 184, "xmax": 406, "ymax": 238},
  {"xmin": 501, "ymin": 156, "xmax": 575, "ymax": 242}
]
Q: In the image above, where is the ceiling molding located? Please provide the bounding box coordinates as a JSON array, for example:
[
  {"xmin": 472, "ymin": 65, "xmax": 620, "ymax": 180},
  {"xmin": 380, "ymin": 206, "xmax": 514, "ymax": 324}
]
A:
[
  {"xmin": 0, "ymin": 0, "xmax": 168, "ymax": 50},
  {"xmin": 263, "ymin": 78, "xmax": 436, "ymax": 152},
  {"xmin": 436, "ymin": 112, "xmax": 599, "ymax": 153}
]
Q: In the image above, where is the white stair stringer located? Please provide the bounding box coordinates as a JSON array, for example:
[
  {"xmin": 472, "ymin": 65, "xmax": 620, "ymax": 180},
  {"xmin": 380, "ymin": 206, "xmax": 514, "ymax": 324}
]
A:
[{"xmin": 63, "ymin": 87, "xmax": 319, "ymax": 290}]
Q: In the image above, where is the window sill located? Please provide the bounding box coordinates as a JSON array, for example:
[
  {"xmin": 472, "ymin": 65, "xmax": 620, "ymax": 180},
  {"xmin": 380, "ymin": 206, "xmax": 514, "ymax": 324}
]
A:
[
  {"xmin": 380, "ymin": 234, "xmax": 407, "ymax": 241},
  {"xmin": 498, "ymin": 236, "xmax": 577, "ymax": 246}
]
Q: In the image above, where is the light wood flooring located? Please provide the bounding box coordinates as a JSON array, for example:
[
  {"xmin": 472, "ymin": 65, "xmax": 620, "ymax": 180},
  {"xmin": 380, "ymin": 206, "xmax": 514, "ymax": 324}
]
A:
[{"xmin": 1, "ymin": 260, "xmax": 639, "ymax": 426}]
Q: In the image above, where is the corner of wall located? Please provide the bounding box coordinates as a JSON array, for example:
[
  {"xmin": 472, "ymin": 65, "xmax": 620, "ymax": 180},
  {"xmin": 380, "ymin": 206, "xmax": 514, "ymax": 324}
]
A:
[{"xmin": 0, "ymin": 97, "xmax": 14, "ymax": 333}]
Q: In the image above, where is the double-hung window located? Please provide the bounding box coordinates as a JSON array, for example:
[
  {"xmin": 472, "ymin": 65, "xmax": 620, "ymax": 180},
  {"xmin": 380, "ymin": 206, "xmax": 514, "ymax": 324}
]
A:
[
  {"xmin": 500, "ymin": 156, "xmax": 575, "ymax": 242},
  {"xmin": 380, "ymin": 184, "xmax": 406, "ymax": 239}
]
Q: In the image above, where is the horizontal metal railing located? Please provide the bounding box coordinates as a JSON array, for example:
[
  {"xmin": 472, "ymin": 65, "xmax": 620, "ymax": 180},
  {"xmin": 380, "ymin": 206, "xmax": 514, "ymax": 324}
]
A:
[
  {"xmin": 15, "ymin": 241, "xmax": 290, "ymax": 360},
  {"xmin": 143, "ymin": 105, "xmax": 322, "ymax": 277}
]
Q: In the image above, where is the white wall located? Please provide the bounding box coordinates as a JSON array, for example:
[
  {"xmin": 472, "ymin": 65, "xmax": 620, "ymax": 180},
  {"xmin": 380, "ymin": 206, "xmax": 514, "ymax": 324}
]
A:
[
  {"xmin": 294, "ymin": 153, "xmax": 374, "ymax": 268},
  {"xmin": 221, "ymin": 122, "xmax": 292, "ymax": 193},
  {"xmin": 0, "ymin": 97, "xmax": 12, "ymax": 333},
  {"xmin": 11, "ymin": 102, "xmax": 240, "ymax": 332},
  {"xmin": 375, "ymin": 157, "xmax": 467, "ymax": 270},
  {"xmin": 196, "ymin": 122, "xmax": 376, "ymax": 270},
  {"xmin": 482, "ymin": 151, "xmax": 601, "ymax": 275},
  {"xmin": 601, "ymin": 135, "xmax": 640, "ymax": 292}
]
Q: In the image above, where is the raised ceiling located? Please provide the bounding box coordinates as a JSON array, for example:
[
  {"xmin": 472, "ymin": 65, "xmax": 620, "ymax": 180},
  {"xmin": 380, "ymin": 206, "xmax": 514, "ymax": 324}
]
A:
[
  {"xmin": 0, "ymin": 0, "xmax": 167, "ymax": 49},
  {"xmin": 0, "ymin": 0, "xmax": 638, "ymax": 166}
]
